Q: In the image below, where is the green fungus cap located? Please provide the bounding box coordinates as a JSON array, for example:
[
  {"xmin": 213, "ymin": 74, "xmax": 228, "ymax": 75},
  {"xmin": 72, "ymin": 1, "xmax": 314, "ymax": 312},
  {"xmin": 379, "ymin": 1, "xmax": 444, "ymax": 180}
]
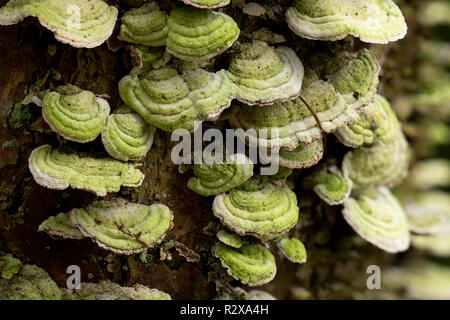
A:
[
  {"xmin": 286, "ymin": 0, "xmax": 407, "ymax": 44},
  {"xmin": 214, "ymin": 243, "xmax": 276, "ymax": 286},
  {"xmin": 276, "ymin": 140, "xmax": 324, "ymax": 169},
  {"xmin": 216, "ymin": 229, "xmax": 244, "ymax": 249},
  {"xmin": 212, "ymin": 178, "xmax": 299, "ymax": 240},
  {"xmin": 335, "ymin": 94, "xmax": 399, "ymax": 148},
  {"xmin": 63, "ymin": 280, "xmax": 171, "ymax": 300},
  {"xmin": 119, "ymin": 64, "xmax": 236, "ymax": 132},
  {"xmin": 42, "ymin": 85, "xmax": 110, "ymax": 143},
  {"xmin": 188, "ymin": 153, "xmax": 254, "ymax": 197},
  {"xmin": 303, "ymin": 166, "xmax": 352, "ymax": 206},
  {"xmin": 178, "ymin": 0, "xmax": 230, "ymax": 9},
  {"xmin": 342, "ymin": 187, "xmax": 410, "ymax": 253},
  {"xmin": 167, "ymin": 7, "xmax": 239, "ymax": 61},
  {"xmin": 230, "ymin": 74, "xmax": 358, "ymax": 150},
  {"xmin": 28, "ymin": 145, "xmax": 145, "ymax": 196},
  {"xmin": 101, "ymin": 106, "xmax": 156, "ymax": 161},
  {"xmin": 38, "ymin": 212, "xmax": 85, "ymax": 240},
  {"xmin": 118, "ymin": 2, "xmax": 169, "ymax": 47},
  {"xmin": 70, "ymin": 198, "xmax": 174, "ymax": 255},
  {"xmin": 277, "ymin": 236, "xmax": 307, "ymax": 264},
  {"xmin": 226, "ymin": 41, "xmax": 304, "ymax": 106},
  {"xmin": 342, "ymin": 131, "xmax": 409, "ymax": 189},
  {"xmin": 0, "ymin": 0, "xmax": 118, "ymax": 48},
  {"xmin": 0, "ymin": 264, "xmax": 62, "ymax": 300},
  {"xmin": 0, "ymin": 253, "xmax": 22, "ymax": 279},
  {"xmin": 411, "ymin": 234, "xmax": 450, "ymax": 257}
]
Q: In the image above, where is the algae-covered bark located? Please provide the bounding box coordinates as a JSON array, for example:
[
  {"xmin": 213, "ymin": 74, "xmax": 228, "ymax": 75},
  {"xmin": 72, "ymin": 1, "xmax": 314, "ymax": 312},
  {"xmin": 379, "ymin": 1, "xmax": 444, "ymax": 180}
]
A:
[{"xmin": 0, "ymin": 0, "xmax": 445, "ymax": 300}]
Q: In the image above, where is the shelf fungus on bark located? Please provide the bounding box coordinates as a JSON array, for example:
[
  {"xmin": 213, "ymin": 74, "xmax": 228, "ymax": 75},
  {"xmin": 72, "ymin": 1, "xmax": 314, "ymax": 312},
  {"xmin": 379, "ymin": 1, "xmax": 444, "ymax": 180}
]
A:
[
  {"xmin": 286, "ymin": 0, "xmax": 407, "ymax": 44},
  {"xmin": 230, "ymin": 74, "xmax": 358, "ymax": 150},
  {"xmin": 303, "ymin": 166, "xmax": 352, "ymax": 206},
  {"xmin": 69, "ymin": 198, "xmax": 174, "ymax": 255},
  {"xmin": 166, "ymin": 7, "xmax": 239, "ymax": 61},
  {"xmin": 118, "ymin": 2, "xmax": 169, "ymax": 47},
  {"xmin": 41, "ymin": 85, "xmax": 110, "ymax": 143},
  {"xmin": 306, "ymin": 48, "xmax": 380, "ymax": 110},
  {"xmin": 212, "ymin": 178, "xmax": 299, "ymax": 240},
  {"xmin": 269, "ymin": 166, "xmax": 293, "ymax": 181},
  {"xmin": 101, "ymin": 106, "xmax": 155, "ymax": 162},
  {"xmin": 28, "ymin": 145, "xmax": 145, "ymax": 196},
  {"xmin": 38, "ymin": 212, "xmax": 85, "ymax": 240},
  {"xmin": 226, "ymin": 41, "xmax": 304, "ymax": 106},
  {"xmin": 404, "ymin": 191, "xmax": 450, "ymax": 235},
  {"xmin": 335, "ymin": 94, "xmax": 400, "ymax": 148},
  {"xmin": 342, "ymin": 131, "xmax": 409, "ymax": 189},
  {"xmin": 119, "ymin": 63, "xmax": 236, "ymax": 132},
  {"xmin": 214, "ymin": 243, "xmax": 276, "ymax": 286},
  {"xmin": 0, "ymin": 253, "xmax": 21, "ymax": 280},
  {"xmin": 187, "ymin": 153, "xmax": 253, "ymax": 196},
  {"xmin": 63, "ymin": 280, "xmax": 171, "ymax": 300},
  {"xmin": 0, "ymin": 0, "xmax": 118, "ymax": 48},
  {"xmin": 277, "ymin": 236, "xmax": 307, "ymax": 264},
  {"xmin": 276, "ymin": 140, "xmax": 324, "ymax": 169},
  {"xmin": 342, "ymin": 187, "xmax": 410, "ymax": 253},
  {"xmin": 179, "ymin": 0, "xmax": 230, "ymax": 9},
  {"xmin": 0, "ymin": 264, "xmax": 62, "ymax": 300},
  {"xmin": 216, "ymin": 229, "xmax": 244, "ymax": 249},
  {"xmin": 411, "ymin": 234, "xmax": 450, "ymax": 257}
]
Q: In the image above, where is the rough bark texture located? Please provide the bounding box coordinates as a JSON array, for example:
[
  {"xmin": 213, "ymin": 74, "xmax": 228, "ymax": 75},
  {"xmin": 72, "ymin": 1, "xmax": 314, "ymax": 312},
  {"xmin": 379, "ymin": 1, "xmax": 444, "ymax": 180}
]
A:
[{"xmin": 0, "ymin": 0, "xmax": 418, "ymax": 300}]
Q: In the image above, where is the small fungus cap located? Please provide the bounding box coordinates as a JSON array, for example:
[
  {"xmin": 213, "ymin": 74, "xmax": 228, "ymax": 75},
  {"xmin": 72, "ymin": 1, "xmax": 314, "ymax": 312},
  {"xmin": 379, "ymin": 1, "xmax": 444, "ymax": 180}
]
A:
[
  {"xmin": 335, "ymin": 94, "xmax": 399, "ymax": 148},
  {"xmin": 178, "ymin": 0, "xmax": 230, "ymax": 9},
  {"xmin": 167, "ymin": 7, "xmax": 239, "ymax": 61},
  {"xmin": 226, "ymin": 41, "xmax": 304, "ymax": 106},
  {"xmin": 342, "ymin": 187, "xmax": 410, "ymax": 253},
  {"xmin": 277, "ymin": 236, "xmax": 307, "ymax": 264},
  {"xmin": 38, "ymin": 212, "xmax": 85, "ymax": 240},
  {"xmin": 0, "ymin": 0, "xmax": 118, "ymax": 48},
  {"xmin": 286, "ymin": 0, "xmax": 407, "ymax": 44},
  {"xmin": 216, "ymin": 229, "xmax": 244, "ymax": 249},
  {"xmin": 188, "ymin": 153, "xmax": 254, "ymax": 196},
  {"xmin": 212, "ymin": 177, "xmax": 299, "ymax": 240},
  {"xmin": 63, "ymin": 280, "xmax": 171, "ymax": 300},
  {"xmin": 101, "ymin": 106, "xmax": 156, "ymax": 161},
  {"xmin": 28, "ymin": 145, "xmax": 145, "ymax": 197},
  {"xmin": 118, "ymin": 2, "xmax": 169, "ymax": 47},
  {"xmin": 42, "ymin": 85, "xmax": 110, "ymax": 143},
  {"xmin": 0, "ymin": 253, "xmax": 21, "ymax": 279},
  {"xmin": 214, "ymin": 243, "xmax": 276, "ymax": 286},
  {"xmin": 119, "ymin": 63, "xmax": 236, "ymax": 132},
  {"xmin": 70, "ymin": 198, "xmax": 174, "ymax": 255}
]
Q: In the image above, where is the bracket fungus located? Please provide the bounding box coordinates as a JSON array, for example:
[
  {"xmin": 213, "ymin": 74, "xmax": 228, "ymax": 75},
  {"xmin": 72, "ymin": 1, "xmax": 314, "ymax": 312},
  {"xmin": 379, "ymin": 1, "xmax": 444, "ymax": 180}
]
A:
[
  {"xmin": 41, "ymin": 85, "xmax": 110, "ymax": 143},
  {"xmin": 0, "ymin": 254, "xmax": 21, "ymax": 280},
  {"xmin": 187, "ymin": 153, "xmax": 253, "ymax": 196},
  {"xmin": 277, "ymin": 236, "xmax": 307, "ymax": 264},
  {"xmin": 286, "ymin": 0, "xmax": 407, "ymax": 44},
  {"xmin": 341, "ymin": 131, "xmax": 409, "ymax": 189},
  {"xmin": 166, "ymin": 7, "xmax": 239, "ymax": 61},
  {"xmin": 119, "ymin": 63, "xmax": 236, "ymax": 132},
  {"xmin": 305, "ymin": 48, "xmax": 380, "ymax": 110},
  {"xmin": 28, "ymin": 145, "xmax": 145, "ymax": 196},
  {"xmin": 226, "ymin": 41, "xmax": 304, "ymax": 106},
  {"xmin": 216, "ymin": 229, "xmax": 244, "ymax": 249},
  {"xmin": 0, "ymin": 0, "xmax": 118, "ymax": 48},
  {"xmin": 179, "ymin": 0, "xmax": 230, "ymax": 9},
  {"xmin": 0, "ymin": 264, "xmax": 62, "ymax": 300},
  {"xmin": 118, "ymin": 2, "xmax": 169, "ymax": 47},
  {"xmin": 38, "ymin": 212, "xmax": 84, "ymax": 240},
  {"xmin": 63, "ymin": 281, "xmax": 171, "ymax": 300},
  {"xmin": 69, "ymin": 198, "xmax": 173, "ymax": 255},
  {"xmin": 342, "ymin": 187, "xmax": 410, "ymax": 253},
  {"xmin": 276, "ymin": 140, "xmax": 324, "ymax": 169},
  {"xmin": 101, "ymin": 106, "xmax": 156, "ymax": 161},
  {"xmin": 335, "ymin": 94, "xmax": 399, "ymax": 148},
  {"xmin": 214, "ymin": 243, "xmax": 276, "ymax": 286},
  {"xmin": 411, "ymin": 234, "xmax": 450, "ymax": 257},
  {"xmin": 212, "ymin": 178, "xmax": 299, "ymax": 240},
  {"xmin": 230, "ymin": 73, "xmax": 358, "ymax": 150},
  {"xmin": 303, "ymin": 166, "xmax": 352, "ymax": 206},
  {"xmin": 405, "ymin": 191, "xmax": 450, "ymax": 235},
  {"xmin": 129, "ymin": 46, "xmax": 171, "ymax": 75}
]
